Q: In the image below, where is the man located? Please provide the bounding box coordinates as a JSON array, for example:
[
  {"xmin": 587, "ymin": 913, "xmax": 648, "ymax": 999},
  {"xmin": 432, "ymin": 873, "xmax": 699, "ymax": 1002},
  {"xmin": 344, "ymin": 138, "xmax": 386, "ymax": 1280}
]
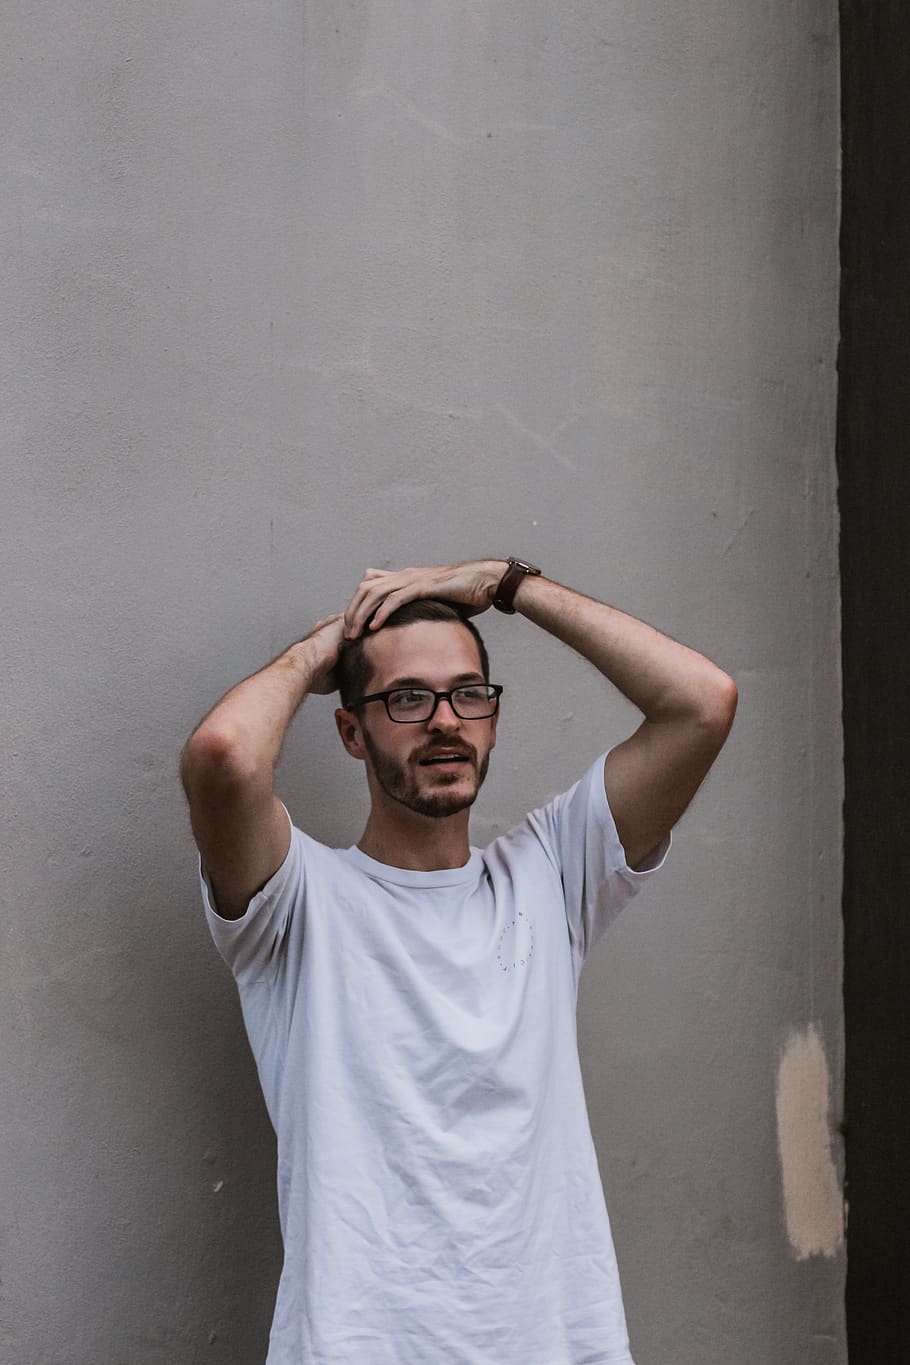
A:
[{"xmin": 181, "ymin": 557, "xmax": 737, "ymax": 1365}]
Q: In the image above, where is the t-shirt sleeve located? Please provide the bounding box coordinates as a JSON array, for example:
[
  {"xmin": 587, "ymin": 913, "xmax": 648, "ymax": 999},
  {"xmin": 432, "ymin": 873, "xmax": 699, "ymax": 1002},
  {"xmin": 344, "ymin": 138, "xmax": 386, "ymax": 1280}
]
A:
[
  {"xmin": 198, "ymin": 803, "xmax": 305, "ymax": 984},
  {"xmin": 526, "ymin": 751, "xmax": 670, "ymax": 968}
]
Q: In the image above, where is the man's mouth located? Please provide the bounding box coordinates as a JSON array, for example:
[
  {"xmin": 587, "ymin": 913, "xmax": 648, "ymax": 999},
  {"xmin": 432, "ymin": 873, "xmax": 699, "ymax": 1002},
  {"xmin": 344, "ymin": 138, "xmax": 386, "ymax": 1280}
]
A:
[{"xmin": 417, "ymin": 749, "xmax": 473, "ymax": 767}]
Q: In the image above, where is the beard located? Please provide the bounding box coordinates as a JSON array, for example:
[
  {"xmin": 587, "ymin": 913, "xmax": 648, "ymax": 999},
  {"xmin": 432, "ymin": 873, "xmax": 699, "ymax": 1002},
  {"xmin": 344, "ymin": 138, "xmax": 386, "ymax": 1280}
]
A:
[{"xmin": 361, "ymin": 729, "xmax": 491, "ymax": 819}]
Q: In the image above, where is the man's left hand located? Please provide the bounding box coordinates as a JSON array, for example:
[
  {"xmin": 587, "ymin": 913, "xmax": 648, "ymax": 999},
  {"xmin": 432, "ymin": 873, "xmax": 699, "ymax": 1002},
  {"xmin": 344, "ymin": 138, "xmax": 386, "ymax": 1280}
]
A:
[{"xmin": 343, "ymin": 561, "xmax": 504, "ymax": 639}]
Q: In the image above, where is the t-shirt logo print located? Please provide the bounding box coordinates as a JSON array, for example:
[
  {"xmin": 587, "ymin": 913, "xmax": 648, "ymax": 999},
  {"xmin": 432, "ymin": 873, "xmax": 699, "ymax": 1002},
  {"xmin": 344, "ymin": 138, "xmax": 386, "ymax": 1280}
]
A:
[{"xmin": 496, "ymin": 908, "xmax": 534, "ymax": 972}]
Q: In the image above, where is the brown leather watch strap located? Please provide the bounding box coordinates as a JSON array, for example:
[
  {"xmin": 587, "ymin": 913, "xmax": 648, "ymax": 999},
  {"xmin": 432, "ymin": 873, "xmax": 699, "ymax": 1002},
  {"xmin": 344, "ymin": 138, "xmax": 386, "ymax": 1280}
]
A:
[{"xmin": 492, "ymin": 558, "xmax": 541, "ymax": 614}]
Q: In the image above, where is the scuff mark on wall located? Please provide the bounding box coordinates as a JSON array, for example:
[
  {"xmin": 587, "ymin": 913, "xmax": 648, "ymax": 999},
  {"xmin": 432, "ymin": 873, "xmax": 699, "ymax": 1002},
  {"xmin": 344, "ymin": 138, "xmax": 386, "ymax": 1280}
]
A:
[
  {"xmin": 775, "ymin": 1023, "xmax": 844, "ymax": 1259},
  {"xmin": 493, "ymin": 402, "xmax": 577, "ymax": 471}
]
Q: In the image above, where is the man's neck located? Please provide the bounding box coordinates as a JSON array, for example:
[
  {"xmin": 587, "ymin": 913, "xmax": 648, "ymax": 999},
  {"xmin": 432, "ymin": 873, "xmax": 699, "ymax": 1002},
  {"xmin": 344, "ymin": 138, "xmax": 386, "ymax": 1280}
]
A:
[{"xmin": 357, "ymin": 804, "xmax": 473, "ymax": 872}]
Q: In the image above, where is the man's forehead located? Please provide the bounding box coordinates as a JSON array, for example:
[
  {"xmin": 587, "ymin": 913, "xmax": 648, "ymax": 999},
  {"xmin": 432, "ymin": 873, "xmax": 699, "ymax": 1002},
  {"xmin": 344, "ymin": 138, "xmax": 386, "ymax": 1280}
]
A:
[{"xmin": 364, "ymin": 619, "xmax": 483, "ymax": 685}]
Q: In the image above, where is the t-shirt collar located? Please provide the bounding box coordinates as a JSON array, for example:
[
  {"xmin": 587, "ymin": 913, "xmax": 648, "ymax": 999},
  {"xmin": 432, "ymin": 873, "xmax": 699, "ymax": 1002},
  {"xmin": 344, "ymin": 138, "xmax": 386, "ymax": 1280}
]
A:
[{"xmin": 341, "ymin": 844, "xmax": 484, "ymax": 888}]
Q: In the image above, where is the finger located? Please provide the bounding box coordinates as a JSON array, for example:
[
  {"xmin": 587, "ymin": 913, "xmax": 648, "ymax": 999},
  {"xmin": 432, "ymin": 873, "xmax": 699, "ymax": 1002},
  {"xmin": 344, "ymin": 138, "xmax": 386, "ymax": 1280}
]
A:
[
  {"xmin": 346, "ymin": 565, "xmax": 434, "ymax": 637},
  {"xmin": 346, "ymin": 570, "xmax": 392, "ymax": 607},
  {"xmin": 367, "ymin": 582, "xmax": 422, "ymax": 631},
  {"xmin": 360, "ymin": 567, "xmax": 442, "ymax": 633},
  {"xmin": 346, "ymin": 588, "xmax": 386, "ymax": 637},
  {"xmin": 343, "ymin": 575, "xmax": 378, "ymax": 634},
  {"xmin": 344, "ymin": 584, "xmax": 381, "ymax": 638},
  {"xmin": 344, "ymin": 584, "xmax": 374, "ymax": 636},
  {"xmin": 344, "ymin": 571, "xmax": 403, "ymax": 637}
]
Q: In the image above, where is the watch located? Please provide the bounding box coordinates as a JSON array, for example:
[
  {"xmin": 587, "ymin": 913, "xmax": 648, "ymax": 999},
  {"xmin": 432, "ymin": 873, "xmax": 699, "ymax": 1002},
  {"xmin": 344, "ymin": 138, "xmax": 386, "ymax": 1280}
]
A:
[{"xmin": 492, "ymin": 557, "xmax": 542, "ymax": 614}]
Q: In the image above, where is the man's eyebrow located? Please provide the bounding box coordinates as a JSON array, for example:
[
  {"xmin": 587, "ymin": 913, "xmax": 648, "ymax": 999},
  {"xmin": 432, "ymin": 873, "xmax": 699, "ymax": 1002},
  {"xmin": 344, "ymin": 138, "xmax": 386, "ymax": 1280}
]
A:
[{"xmin": 384, "ymin": 672, "xmax": 485, "ymax": 689}]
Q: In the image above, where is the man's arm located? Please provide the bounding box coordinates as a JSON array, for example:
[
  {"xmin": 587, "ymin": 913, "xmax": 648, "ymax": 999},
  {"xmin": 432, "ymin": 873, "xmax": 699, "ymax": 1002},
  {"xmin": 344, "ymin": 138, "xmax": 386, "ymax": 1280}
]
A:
[
  {"xmin": 180, "ymin": 615, "xmax": 345, "ymax": 919},
  {"xmin": 507, "ymin": 574, "xmax": 737, "ymax": 868},
  {"xmin": 343, "ymin": 562, "xmax": 737, "ymax": 869}
]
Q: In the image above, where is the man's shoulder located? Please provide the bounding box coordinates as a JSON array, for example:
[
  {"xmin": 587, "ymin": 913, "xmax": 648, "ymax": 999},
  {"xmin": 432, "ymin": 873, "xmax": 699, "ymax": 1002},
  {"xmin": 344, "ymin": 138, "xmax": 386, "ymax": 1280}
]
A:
[
  {"xmin": 282, "ymin": 821, "xmax": 361, "ymax": 883},
  {"xmin": 478, "ymin": 754, "xmax": 609, "ymax": 864},
  {"xmin": 479, "ymin": 804, "xmax": 562, "ymax": 874}
]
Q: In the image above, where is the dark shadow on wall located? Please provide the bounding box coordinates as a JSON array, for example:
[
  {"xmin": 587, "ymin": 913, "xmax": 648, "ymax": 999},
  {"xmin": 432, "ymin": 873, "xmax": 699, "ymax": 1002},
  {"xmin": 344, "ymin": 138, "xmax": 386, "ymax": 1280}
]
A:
[{"xmin": 838, "ymin": 5, "xmax": 910, "ymax": 1362}]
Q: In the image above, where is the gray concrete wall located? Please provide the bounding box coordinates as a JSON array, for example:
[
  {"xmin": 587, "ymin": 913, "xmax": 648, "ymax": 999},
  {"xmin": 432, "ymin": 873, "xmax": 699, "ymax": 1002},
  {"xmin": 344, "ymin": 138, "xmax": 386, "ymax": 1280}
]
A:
[{"xmin": 2, "ymin": 2, "xmax": 843, "ymax": 1362}]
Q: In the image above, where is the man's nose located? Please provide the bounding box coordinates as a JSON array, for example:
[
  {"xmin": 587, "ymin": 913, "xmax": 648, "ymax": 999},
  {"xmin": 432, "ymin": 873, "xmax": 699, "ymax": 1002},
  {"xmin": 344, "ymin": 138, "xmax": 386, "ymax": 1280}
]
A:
[{"xmin": 428, "ymin": 697, "xmax": 461, "ymax": 729}]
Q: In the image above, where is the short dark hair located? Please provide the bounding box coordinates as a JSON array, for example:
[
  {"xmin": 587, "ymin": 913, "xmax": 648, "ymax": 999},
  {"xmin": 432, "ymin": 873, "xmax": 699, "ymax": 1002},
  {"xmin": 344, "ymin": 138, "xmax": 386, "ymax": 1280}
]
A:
[{"xmin": 337, "ymin": 599, "xmax": 490, "ymax": 707}]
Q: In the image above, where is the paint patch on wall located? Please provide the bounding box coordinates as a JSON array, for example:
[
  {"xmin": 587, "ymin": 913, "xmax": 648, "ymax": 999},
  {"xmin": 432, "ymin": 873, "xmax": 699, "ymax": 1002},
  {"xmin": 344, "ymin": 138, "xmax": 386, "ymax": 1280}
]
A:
[{"xmin": 775, "ymin": 1023, "xmax": 844, "ymax": 1259}]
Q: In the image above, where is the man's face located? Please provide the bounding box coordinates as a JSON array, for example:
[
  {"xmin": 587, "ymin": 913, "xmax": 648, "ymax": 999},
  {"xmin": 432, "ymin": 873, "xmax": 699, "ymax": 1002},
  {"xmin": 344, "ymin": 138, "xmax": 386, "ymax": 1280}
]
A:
[{"xmin": 344, "ymin": 620, "xmax": 498, "ymax": 820}]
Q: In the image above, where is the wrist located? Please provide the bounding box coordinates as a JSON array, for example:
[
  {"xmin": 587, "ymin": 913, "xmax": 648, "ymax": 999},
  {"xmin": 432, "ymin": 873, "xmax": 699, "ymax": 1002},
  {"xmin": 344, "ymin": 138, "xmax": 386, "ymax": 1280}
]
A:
[
  {"xmin": 288, "ymin": 638, "xmax": 326, "ymax": 688},
  {"xmin": 481, "ymin": 558, "xmax": 510, "ymax": 603},
  {"xmin": 491, "ymin": 557, "xmax": 542, "ymax": 614}
]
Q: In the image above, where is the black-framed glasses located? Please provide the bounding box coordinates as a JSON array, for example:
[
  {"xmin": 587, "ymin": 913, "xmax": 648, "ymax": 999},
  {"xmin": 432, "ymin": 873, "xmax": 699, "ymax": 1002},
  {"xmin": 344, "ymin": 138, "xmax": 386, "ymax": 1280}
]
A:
[{"xmin": 347, "ymin": 684, "xmax": 503, "ymax": 723}]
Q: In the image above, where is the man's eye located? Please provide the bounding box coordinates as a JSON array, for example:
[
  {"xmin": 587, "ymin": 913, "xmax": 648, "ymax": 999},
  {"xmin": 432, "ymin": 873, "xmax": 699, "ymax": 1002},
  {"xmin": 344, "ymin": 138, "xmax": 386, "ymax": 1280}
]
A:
[
  {"xmin": 456, "ymin": 686, "xmax": 487, "ymax": 701},
  {"xmin": 395, "ymin": 690, "xmax": 429, "ymax": 707}
]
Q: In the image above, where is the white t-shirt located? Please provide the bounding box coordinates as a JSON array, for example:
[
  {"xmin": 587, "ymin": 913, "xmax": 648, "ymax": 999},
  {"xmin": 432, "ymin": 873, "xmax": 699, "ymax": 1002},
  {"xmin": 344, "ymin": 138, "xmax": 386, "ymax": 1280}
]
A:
[{"xmin": 200, "ymin": 753, "xmax": 668, "ymax": 1365}]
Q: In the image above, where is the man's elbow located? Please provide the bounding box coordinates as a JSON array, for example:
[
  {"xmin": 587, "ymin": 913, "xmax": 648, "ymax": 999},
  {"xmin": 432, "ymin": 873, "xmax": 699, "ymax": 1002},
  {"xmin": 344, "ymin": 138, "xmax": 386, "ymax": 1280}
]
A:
[
  {"xmin": 699, "ymin": 671, "xmax": 738, "ymax": 747},
  {"xmin": 180, "ymin": 725, "xmax": 258, "ymax": 801}
]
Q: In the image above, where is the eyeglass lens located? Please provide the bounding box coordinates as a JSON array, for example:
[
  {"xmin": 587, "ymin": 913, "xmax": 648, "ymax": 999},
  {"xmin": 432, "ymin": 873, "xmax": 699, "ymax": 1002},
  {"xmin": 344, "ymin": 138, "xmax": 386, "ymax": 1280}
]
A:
[{"xmin": 388, "ymin": 687, "xmax": 497, "ymax": 721}]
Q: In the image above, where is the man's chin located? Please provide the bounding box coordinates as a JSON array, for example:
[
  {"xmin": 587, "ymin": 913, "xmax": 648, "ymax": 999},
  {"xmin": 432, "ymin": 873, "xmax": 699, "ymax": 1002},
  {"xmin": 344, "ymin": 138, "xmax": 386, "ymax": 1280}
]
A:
[
  {"xmin": 364, "ymin": 737, "xmax": 490, "ymax": 820},
  {"xmin": 408, "ymin": 793, "xmax": 477, "ymax": 818}
]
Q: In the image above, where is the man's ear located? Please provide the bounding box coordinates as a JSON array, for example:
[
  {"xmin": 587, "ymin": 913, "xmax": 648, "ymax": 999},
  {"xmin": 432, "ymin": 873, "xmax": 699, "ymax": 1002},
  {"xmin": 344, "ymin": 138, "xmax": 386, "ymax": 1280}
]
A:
[
  {"xmin": 488, "ymin": 708, "xmax": 499, "ymax": 752},
  {"xmin": 335, "ymin": 707, "xmax": 366, "ymax": 760}
]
